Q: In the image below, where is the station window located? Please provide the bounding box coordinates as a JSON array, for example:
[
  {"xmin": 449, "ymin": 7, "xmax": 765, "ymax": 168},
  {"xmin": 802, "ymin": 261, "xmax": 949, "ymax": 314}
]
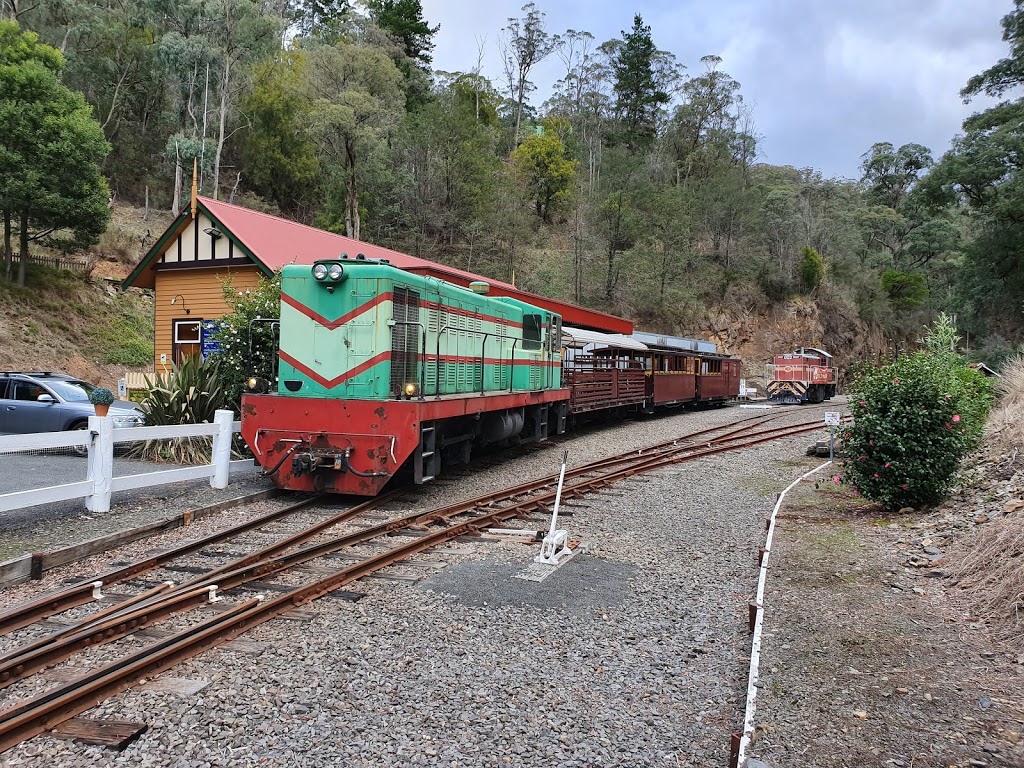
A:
[
  {"xmin": 523, "ymin": 314, "xmax": 542, "ymax": 351},
  {"xmin": 172, "ymin": 319, "xmax": 203, "ymax": 364}
]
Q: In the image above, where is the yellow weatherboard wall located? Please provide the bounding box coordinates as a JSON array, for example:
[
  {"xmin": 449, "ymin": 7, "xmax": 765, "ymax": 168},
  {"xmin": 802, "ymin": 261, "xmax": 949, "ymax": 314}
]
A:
[{"xmin": 153, "ymin": 266, "xmax": 263, "ymax": 369}]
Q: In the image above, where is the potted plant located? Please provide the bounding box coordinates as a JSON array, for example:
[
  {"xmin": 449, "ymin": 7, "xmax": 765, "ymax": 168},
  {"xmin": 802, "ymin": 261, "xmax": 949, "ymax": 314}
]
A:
[{"xmin": 90, "ymin": 386, "xmax": 116, "ymax": 416}]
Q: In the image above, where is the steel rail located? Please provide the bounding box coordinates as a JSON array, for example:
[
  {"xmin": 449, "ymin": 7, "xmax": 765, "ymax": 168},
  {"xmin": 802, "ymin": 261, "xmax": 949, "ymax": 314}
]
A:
[
  {"xmin": 0, "ymin": 413, "xmax": 832, "ymax": 679},
  {"xmin": 0, "ymin": 494, "xmax": 323, "ymax": 637},
  {"xmin": 0, "ymin": 494, "xmax": 395, "ymax": 669},
  {"xmin": 0, "ymin": 584, "xmax": 223, "ymax": 689},
  {"xmin": 0, "ymin": 414, "xmax": 841, "ymax": 753}
]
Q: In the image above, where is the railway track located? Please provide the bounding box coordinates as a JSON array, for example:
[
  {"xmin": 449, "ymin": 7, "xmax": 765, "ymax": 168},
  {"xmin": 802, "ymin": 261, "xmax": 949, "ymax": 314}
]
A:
[{"xmin": 0, "ymin": 409, "xmax": 841, "ymax": 754}]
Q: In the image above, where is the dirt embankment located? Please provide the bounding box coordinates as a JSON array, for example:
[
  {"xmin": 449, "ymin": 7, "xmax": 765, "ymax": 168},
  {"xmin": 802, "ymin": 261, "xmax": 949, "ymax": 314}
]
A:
[{"xmin": 0, "ymin": 205, "xmax": 172, "ymax": 389}]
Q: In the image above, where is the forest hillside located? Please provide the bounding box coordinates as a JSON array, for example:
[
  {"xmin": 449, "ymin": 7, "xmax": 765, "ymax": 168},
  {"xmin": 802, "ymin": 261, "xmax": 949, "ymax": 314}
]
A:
[{"xmin": 2, "ymin": 1, "xmax": 1023, "ymax": 372}]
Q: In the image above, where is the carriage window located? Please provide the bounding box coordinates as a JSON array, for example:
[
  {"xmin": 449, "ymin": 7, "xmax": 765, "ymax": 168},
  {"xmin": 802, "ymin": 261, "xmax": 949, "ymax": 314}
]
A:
[{"xmin": 523, "ymin": 314, "xmax": 542, "ymax": 351}]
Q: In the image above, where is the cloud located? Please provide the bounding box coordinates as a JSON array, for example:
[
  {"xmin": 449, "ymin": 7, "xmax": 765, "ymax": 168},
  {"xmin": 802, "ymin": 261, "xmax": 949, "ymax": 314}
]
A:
[{"xmin": 421, "ymin": 0, "xmax": 1010, "ymax": 177}]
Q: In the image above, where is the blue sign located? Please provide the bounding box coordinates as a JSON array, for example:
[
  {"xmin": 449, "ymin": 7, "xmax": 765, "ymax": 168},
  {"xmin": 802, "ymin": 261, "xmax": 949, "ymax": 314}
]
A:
[{"xmin": 202, "ymin": 320, "xmax": 221, "ymax": 358}]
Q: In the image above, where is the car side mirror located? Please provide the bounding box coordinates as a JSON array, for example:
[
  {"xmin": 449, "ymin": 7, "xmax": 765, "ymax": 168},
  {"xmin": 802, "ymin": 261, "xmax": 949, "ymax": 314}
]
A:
[{"xmin": 36, "ymin": 394, "xmax": 55, "ymax": 403}]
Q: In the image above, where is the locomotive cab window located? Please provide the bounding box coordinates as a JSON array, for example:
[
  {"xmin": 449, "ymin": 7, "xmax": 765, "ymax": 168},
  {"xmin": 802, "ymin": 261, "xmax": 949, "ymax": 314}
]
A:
[
  {"xmin": 547, "ymin": 314, "xmax": 562, "ymax": 354},
  {"xmin": 523, "ymin": 314, "xmax": 542, "ymax": 351}
]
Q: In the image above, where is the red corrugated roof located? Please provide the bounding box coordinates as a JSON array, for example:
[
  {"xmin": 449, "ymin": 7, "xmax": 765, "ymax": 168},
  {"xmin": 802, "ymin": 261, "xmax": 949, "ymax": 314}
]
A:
[{"xmin": 129, "ymin": 196, "xmax": 632, "ymax": 334}]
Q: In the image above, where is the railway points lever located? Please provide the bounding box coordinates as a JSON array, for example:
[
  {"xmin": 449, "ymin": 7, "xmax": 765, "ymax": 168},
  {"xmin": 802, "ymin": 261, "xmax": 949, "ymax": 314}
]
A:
[{"xmin": 535, "ymin": 451, "xmax": 572, "ymax": 566}]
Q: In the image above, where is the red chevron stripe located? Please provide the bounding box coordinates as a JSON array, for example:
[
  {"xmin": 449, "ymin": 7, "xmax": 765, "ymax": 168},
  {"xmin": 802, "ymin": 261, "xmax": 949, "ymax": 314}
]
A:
[
  {"xmin": 281, "ymin": 291, "xmax": 393, "ymax": 330},
  {"xmin": 280, "ymin": 349, "xmax": 391, "ymax": 389},
  {"xmin": 282, "ymin": 290, "xmax": 531, "ymax": 333}
]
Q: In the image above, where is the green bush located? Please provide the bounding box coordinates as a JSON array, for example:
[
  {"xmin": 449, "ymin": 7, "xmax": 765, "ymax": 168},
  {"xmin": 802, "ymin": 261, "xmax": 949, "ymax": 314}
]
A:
[
  {"xmin": 881, "ymin": 269, "xmax": 928, "ymax": 309},
  {"xmin": 798, "ymin": 245, "xmax": 825, "ymax": 293},
  {"xmin": 842, "ymin": 351, "xmax": 993, "ymax": 510}
]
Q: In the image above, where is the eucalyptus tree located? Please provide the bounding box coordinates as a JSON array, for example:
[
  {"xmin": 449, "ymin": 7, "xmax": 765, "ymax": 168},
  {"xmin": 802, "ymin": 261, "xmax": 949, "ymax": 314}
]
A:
[
  {"xmin": 500, "ymin": 2, "xmax": 557, "ymax": 144},
  {"xmin": 306, "ymin": 39, "xmax": 405, "ymax": 240},
  {"xmin": 916, "ymin": 0, "xmax": 1024, "ymax": 332}
]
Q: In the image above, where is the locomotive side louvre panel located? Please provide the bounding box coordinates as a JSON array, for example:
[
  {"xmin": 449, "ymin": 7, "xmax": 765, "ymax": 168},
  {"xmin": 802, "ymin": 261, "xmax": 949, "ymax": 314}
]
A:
[{"xmin": 389, "ymin": 285, "xmax": 421, "ymax": 397}]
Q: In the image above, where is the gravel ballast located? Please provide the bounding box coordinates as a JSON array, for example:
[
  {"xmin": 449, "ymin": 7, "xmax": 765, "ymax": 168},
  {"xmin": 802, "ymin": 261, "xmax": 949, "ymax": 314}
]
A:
[{"xmin": 1, "ymin": 405, "xmax": 827, "ymax": 766}]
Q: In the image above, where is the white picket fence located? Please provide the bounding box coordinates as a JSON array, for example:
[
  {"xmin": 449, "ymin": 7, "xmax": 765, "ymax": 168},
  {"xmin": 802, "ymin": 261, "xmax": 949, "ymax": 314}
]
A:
[{"xmin": 0, "ymin": 410, "xmax": 252, "ymax": 514}]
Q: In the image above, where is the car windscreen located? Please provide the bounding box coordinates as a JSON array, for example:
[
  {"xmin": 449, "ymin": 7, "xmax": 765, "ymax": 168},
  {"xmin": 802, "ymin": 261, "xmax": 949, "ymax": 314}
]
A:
[{"xmin": 47, "ymin": 380, "xmax": 96, "ymax": 402}]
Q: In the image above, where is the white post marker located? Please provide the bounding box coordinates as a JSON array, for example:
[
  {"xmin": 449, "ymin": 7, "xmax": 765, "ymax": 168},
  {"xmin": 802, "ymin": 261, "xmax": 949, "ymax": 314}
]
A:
[
  {"xmin": 535, "ymin": 450, "xmax": 572, "ymax": 565},
  {"xmin": 824, "ymin": 411, "xmax": 841, "ymax": 461}
]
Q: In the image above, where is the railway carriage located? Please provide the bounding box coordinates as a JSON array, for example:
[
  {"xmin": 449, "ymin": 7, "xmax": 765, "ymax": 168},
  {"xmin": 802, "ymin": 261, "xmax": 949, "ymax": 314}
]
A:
[
  {"xmin": 765, "ymin": 348, "xmax": 837, "ymax": 404},
  {"xmin": 241, "ymin": 257, "xmax": 568, "ymax": 495}
]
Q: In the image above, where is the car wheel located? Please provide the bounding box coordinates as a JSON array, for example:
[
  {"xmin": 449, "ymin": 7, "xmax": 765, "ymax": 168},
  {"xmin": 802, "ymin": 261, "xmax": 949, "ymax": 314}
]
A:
[{"xmin": 69, "ymin": 421, "xmax": 90, "ymax": 457}]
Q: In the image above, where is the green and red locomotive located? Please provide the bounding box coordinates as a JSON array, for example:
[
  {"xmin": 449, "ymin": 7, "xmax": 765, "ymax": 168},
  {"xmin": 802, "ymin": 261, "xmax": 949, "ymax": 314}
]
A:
[
  {"xmin": 241, "ymin": 256, "xmax": 744, "ymax": 495},
  {"xmin": 240, "ymin": 256, "xmax": 568, "ymax": 495}
]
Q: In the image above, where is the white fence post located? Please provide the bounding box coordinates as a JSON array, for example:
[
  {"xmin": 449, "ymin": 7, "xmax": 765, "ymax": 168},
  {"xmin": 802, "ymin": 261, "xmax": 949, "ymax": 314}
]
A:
[
  {"xmin": 210, "ymin": 409, "xmax": 233, "ymax": 489},
  {"xmin": 85, "ymin": 415, "xmax": 113, "ymax": 513}
]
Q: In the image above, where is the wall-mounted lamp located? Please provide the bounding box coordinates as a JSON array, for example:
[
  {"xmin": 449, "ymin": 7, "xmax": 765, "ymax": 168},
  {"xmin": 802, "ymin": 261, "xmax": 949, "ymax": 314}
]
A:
[
  {"xmin": 203, "ymin": 227, "xmax": 223, "ymax": 240},
  {"xmin": 170, "ymin": 294, "xmax": 190, "ymax": 314}
]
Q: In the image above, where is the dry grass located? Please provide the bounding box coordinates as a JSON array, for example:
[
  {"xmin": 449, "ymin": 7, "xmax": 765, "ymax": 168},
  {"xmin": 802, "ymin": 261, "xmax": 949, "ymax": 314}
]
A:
[
  {"xmin": 953, "ymin": 521, "xmax": 1024, "ymax": 649},
  {"xmin": 986, "ymin": 354, "xmax": 1024, "ymax": 453},
  {"xmin": 953, "ymin": 354, "xmax": 1024, "ymax": 650}
]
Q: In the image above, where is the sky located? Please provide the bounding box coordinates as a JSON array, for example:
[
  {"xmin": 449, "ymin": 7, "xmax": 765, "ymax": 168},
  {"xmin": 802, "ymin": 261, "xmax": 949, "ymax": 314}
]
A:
[{"xmin": 420, "ymin": 0, "xmax": 1010, "ymax": 179}]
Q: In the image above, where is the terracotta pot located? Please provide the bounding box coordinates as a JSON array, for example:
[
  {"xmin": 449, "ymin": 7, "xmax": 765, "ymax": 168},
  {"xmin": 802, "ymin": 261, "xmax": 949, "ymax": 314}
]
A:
[{"xmin": 94, "ymin": 403, "xmax": 110, "ymax": 417}]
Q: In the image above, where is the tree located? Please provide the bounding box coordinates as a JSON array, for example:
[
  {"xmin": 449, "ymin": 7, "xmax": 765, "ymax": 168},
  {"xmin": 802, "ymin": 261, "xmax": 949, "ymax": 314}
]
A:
[
  {"xmin": 291, "ymin": 0, "xmax": 351, "ymax": 42},
  {"xmin": 500, "ymin": 3, "xmax": 556, "ymax": 145},
  {"xmin": 210, "ymin": 271, "xmax": 281, "ymax": 410},
  {"xmin": 510, "ymin": 122, "xmax": 576, "ymax": 222},
  {"xmin": 611, "ymin": 14, "xmax": 670, "ymax": 152},
  {"xmin": 914, "ymin": 2, "xmax": 1024, "ymax": 332},
  {"xmin": 241, "ymin": 51, "xmax": 319, "ymax": 215},
  {"xmin": 367, "ymin": 0, "xmax": 437, "ymax": 69},
  {"xmin": 307, "ymin": 39, "xmax": 405, "ymax": 240},
  {"xmin": 860, "ymin": 141, "xmax": 933, "ymax": 210},
  {"xmin": 0, "ymin": 21, "xmax": 110, "ymax": 285}
]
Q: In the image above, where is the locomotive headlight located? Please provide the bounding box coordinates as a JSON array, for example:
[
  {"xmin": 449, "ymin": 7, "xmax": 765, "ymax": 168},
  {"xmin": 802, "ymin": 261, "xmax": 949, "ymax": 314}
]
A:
[
  {"xmin": 404, "ymin": 382, "xmax": 418, "ymax": 397},
  {"xmin": 312, "ymin": 264, "xmax": 328, "ymax": 281},
  {"xmin": 327, "ymin": 263, "xmax": 344, "ymax": 281}
]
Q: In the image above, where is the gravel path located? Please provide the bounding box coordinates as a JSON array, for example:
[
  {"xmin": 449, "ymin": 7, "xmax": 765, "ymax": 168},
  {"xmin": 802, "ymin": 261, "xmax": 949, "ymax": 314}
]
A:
[{"xmin": 0, "ymin": 404, "xmax": 830, "ymax": 766}]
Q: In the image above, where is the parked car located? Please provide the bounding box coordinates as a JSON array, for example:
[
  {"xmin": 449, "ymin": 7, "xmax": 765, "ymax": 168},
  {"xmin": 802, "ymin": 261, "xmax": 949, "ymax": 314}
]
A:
[{"xmin": 0, "ymin": 372, "xmax": 144, "ymax": 447}]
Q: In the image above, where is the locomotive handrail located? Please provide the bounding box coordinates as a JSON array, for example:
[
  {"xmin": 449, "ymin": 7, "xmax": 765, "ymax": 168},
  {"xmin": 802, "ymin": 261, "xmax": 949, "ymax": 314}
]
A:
[
  {"xmin": 387, "ymin": 320, "xmax": 427, "ymax": 400},
  {"xmin": 433, "ymin": 325, "xmax": 520, "ymax": 397}
]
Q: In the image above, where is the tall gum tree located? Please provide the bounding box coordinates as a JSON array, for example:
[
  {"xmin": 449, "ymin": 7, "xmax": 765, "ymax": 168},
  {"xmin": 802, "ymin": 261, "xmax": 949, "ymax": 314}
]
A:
[{"xmin": 308, "ymin": 39, "xmax": 405, "ymax": 241}]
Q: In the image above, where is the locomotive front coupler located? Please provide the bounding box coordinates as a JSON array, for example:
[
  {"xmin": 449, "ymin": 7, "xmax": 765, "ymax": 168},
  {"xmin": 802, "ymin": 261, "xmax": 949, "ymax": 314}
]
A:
[{"xmin": 291, "ymin": 446, "xmax": 389, "ymax": 479}]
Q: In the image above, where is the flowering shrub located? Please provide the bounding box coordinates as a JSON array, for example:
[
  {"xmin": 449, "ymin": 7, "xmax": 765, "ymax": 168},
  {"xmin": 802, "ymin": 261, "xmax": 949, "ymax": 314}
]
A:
[
  {"xmin": 209, "ymin": 271, "xmax": 282, "ymax": 411},
  {"xmin": 842, "ymin": 351, "xmax": 993, "ymax": 510}
]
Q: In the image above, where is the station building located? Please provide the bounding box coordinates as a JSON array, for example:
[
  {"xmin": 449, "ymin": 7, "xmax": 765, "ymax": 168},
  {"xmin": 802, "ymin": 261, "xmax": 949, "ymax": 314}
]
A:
[{"xmin": 122, "ymin": 196, "xmax": 632, "ymax": 369}]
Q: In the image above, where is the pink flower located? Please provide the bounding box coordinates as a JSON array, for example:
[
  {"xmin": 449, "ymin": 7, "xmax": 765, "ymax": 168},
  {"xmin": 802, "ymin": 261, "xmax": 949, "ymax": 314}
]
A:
[
  {"xmin": 858, "ymin": 455, "xmax": 866, "ymax": 460},
  {"xmin": 952, "ymin": 414, "xmax": 961, "ymax": 423},
  {"xmin": 869, "ymin": 439, "xmax": 875, "ymax": 446},
  {"xmin": 893, "ymin": 378, "xmax": 900, "ymax": 385},
  {"xmin": 884, "ymin": 462, "xmax": 891, "ymax": 468},
  {"xmin": 852, "ymin": 489, "xmax": 859, "ymax": 496},
  {"xmin": 945, "ymin": 423, "xmax": 952, "ymax": 429},
  {"xmin": 859, "ymin": 400, "xmax": 867, "ymax": 407},
  {"xmin": 833, "ymin": 475, "xmax": 841, "ymax": 484},
  {"xmin": 902, "ymin": 483, "xmax": 909, "ymax": 490},
  {"xmin": 921, "ymin": 405, "xmax": 926, "ymax": 409},
  {"xmin": 873, "ymin": 473, "xmax": 880, "ymax": 478},
  {"xmin": 945, "ymin": 394, "xmax": 952, "ymax": 400}
]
